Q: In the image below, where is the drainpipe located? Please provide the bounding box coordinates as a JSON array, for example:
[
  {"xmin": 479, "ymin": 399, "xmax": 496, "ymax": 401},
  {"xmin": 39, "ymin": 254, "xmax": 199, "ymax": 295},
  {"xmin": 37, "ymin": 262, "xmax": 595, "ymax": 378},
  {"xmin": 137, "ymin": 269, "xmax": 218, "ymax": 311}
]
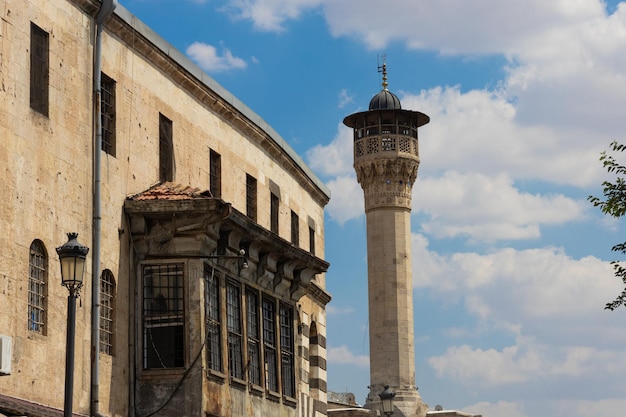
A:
[{"xmin": 92, "ymin": 1, "xmax": 117, "ymax": 417}]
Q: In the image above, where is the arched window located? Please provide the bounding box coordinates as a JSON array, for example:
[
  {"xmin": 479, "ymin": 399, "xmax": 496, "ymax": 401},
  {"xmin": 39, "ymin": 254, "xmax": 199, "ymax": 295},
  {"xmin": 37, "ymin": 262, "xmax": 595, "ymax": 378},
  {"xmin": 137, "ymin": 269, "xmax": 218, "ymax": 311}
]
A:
[
  {"xmin": 28, "ymin": 240, "xmax": 48, "ymax": 334},
  {"xmin": 100, "ymin": 269, "xmax": 116, "ymax": 355}
]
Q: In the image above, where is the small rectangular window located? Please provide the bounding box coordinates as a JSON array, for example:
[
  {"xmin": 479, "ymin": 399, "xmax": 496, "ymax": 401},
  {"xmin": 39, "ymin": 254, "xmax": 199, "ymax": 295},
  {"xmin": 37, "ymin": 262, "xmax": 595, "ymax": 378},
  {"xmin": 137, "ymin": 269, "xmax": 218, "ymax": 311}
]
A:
[
  {"xmin": 100, "ymin": 270, "xmax": 116, "ymax": 355},
  {"xmin": 226, "ymin": 281, "xmax": 244, "ymax": 380},
  {"xmin": 290, "ymin": 210, "xmax": 299, "ymax": 246},
  {"xmin": 30, "ymin": 23, "xmax": 49, "ymax": 116},
  {"xmin": 205, "ymin": 266, "xmax": 222, "ymax": 372},
  {"xmin": 309, "ymin": 226, "xmax": 315, "ymax": 255},
  {"xmin": 210, "ymin": 150, "xmax": 221, "ymax": 198},
  {"xmin": 143, "ymin": 264, "xmax": 184, "ymax": 369},
  {"xmin": 159, "ymin": 114, "xmax": 174, "ymax": 182},
  {"xmin": 246, "ymin": 174, "xmax": 257, "ymax": 221},
  {"xmin": 101, "ymin": 73, "xmax": 116, "ymax": 156},
  {"xmin": 270, "ymin": 193, "xmax": 279, "ymax": 234}
]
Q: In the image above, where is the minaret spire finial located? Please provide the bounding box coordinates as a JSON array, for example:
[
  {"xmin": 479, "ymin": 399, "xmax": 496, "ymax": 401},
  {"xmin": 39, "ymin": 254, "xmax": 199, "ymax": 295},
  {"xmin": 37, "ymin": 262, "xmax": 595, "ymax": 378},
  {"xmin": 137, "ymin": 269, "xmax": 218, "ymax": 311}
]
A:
[{"xmin": 378, "ymin": 54, "xmax": 388, "ymax": 91}]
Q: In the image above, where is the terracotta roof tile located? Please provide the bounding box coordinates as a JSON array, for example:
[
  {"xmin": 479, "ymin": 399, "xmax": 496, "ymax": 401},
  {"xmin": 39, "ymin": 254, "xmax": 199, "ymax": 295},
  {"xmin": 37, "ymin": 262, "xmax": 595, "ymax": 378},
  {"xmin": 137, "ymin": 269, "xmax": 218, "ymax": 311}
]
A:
[{"xmin": 127, "ymin": 182, "xmax": 213, "ymax": 201}]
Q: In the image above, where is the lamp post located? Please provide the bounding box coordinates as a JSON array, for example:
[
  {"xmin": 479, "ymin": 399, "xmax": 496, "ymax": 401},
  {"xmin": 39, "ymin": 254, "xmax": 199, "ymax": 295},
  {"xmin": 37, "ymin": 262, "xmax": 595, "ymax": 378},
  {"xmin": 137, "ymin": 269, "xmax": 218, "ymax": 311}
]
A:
[
  {"xmin": 56, "ymin": 233, "xmax": 89, "ymax": 417},
  {"xmin": 380, "ymin": 385, "xmax": 396, "ymax": 417}
]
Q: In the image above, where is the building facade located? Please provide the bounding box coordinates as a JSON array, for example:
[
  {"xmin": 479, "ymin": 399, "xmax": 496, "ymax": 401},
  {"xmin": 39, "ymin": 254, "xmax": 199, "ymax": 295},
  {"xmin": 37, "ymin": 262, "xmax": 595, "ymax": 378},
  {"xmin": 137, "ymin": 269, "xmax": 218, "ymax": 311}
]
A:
[{"xmin": 0, "ymin": 1, "xmax": 331, "ymax": 417}]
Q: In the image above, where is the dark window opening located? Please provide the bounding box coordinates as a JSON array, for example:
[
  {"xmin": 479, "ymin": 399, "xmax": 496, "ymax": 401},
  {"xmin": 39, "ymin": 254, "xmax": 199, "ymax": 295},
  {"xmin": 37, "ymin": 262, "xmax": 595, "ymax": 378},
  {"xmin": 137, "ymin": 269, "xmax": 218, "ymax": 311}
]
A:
[
  {"xmin": 309, "ymin": 226, "xmax": 315, "ymax": 255},
  {"xmin": 290, "ymin": 210, "xmax": 299, "ymax": 246},
  {"xmin": 101, "ymin": 73, "xmax": 116, "ymax": 156},
  {"xmin": 143, "ymin": 264, "xmax": 184, "ymax": 369},
  {"xmin": 159, "ymin": 114, "xmax": 174, "ymax": 182},
  {"xmin": 270, "ymin": 193, "xmax": 279, "ymax": 234},
  {"xmin": 246, "ymin": 174, "xmax": 257, "ymax": 221},
  {"xmin": 30, "ymin": 23, "xmax": 49, "ymax": 116},
  {"xmin": 210, "ymin": 150, "xmax": 221, "ymax": 198}
]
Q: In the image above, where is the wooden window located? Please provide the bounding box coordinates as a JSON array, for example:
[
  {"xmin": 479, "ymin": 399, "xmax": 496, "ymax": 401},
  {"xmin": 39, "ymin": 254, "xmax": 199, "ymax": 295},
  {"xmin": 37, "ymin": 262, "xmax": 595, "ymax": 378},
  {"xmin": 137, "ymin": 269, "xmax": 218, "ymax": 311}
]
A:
[
  {"xmin": 270, "ymin": 193, "xmax": 279, "ymax": 234},
  {"xmin": 262, "ymin": 297, "xmax": 278, "ymax": 392},
  {"xmin": 28, "ymin": 240, "xmax": 47, "ymax": 334},
  {"xmin": 100, "ymin": 269, "xmax": 116, "ymax": 355},
  {"xmin": 246, "ymin": 289, "xmax": 261, "ymax": 386},
  {"xmin": 290, "ymin": 210, "xmax": 299, "ymax": 246},
  {"xmin": 143, "ymin": 264, "xmax": 184, "ymax": 368},
  {"xmin": 205, "ymin": 266, "xmax": 222, "ymax": 372},
  {"xmin": 30, "ymin": 23, "xmax": 49, "ymax": 116},
  {"xmin": 159, "ymin": 114, "xmax": 174, "ymax": 182},
  {"xmin": 101, "ymin": 73, "xmax": 116, "ymax": 156},
  {"xmin": 210, "ymin": 150, "xmax": 221, "ymax": 198},
  {"xmin": 246, "ymin": 174, "xmax": 257, "ymax": 221},
  {"xmin": 280, "ymin": 304, "xmax": 295, "ymax": 398},
  {"xmin": 227, "ymin": 282, "xmax": 244, "ymax": 379}
]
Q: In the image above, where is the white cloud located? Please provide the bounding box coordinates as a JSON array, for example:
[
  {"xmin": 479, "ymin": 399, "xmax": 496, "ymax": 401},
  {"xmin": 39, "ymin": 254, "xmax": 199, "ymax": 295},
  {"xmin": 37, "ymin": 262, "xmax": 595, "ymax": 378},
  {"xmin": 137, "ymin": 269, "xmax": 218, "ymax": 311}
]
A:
[
  {"xmin": 461, "ymin": 401, "xmax": 529, "ymax": 417},
  {"xmin": 221, "ymin": 0, "xmax": 323, "ymax": 32},
  {"xmin": 186, "ymin": 42, "xmax": 247, "ymax": 73},
  {"xmin": 326, "ymin": 305, "xmax": 355, "ymax": 315},
  {"xmin": 338, "ymin": 88, "xmax": 353, "ymax": 109},
  {"xmin": 327, "ymin": 345, "xmax": 369, "ymax": 367},
  {"xmin": 414, "ymin": 171, "xmax": 588, "ymax": 242}
]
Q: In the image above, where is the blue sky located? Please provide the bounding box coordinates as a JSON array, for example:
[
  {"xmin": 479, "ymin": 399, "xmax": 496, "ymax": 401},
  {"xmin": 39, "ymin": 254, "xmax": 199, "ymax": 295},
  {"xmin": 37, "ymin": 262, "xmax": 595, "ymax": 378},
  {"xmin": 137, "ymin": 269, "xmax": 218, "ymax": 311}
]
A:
[{"xmin": 122, "ymin": 1, "xmax": 626, "ymax": 416}]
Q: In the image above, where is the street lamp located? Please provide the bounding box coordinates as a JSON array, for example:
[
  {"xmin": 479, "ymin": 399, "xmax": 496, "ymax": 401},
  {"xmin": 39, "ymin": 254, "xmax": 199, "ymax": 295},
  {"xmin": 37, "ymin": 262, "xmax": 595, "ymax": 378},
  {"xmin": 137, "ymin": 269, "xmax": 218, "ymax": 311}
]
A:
[
  {"xmin": 56, "ymin": 233, "xmax": 89, "ymax": 417},
  {"xmin": 379, "ymin": 385, "xmax": 396, "ymax": 417}
]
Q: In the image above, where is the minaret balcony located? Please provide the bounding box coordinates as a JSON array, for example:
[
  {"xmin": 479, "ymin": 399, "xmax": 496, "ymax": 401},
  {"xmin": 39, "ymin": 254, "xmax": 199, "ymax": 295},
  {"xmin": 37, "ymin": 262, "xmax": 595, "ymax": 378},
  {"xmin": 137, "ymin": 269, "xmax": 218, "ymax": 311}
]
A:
[{"xmin": 354, "ymin": 134, "xmax": 419, "ymax": 160}]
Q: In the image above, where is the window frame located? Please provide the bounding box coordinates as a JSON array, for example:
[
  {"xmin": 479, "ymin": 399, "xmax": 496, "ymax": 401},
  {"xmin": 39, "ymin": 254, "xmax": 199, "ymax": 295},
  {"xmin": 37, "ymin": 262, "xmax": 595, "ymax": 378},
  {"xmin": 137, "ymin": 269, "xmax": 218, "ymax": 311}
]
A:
[
  {"xmin": 279, "ymin": 304, "xmax": 296, "ymax": 398},
  {"xmin": 246, "ymin": 288, "xmax": 262, "ymax": 387},
  {"xmin": 290, "ymin": 210, "xmax": 299, "ymax": 246},
  {"xmin": 28, "ymin": 240, "xmax": 47, "ymax": 334},
  {"xmin": 270, "ymin": 193, "xmax": 279, "ymax": 234},
  {"xmin": 100, "ymin": 269, "xmax": 116, "ymax": 355},
  {"xmin": 226, "ymin": 280, "xmax": 244, "ymax": 380},
  {"xmin": 262, "ymin": 296, "xmax": 279, "ymax": 393},
  {"xmin": 210, "ymin": 150, "xmax": 221, "ymax": 198},
  {"xmin": 205, "ymin": 265, "xmax": 223, "ymax": 373},
  {"xmin": 246, "ymin": 174, "xmax": 257, "ymax": 221},
  {"xmin": 142, "ymin": 263, "xmax": 185, "ymax": 369},
  {"xmin": 101, "ymin": 72, "xmax": 116, "ymax": 156}
]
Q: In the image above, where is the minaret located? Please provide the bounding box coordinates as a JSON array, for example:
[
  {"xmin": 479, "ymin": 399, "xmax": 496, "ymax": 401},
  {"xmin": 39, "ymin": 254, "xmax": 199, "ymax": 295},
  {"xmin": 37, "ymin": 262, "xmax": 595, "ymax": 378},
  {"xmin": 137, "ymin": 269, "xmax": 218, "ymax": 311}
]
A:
[{"xmin": 343, "ymin": 63, "xmax": 430, "ymax": 417}]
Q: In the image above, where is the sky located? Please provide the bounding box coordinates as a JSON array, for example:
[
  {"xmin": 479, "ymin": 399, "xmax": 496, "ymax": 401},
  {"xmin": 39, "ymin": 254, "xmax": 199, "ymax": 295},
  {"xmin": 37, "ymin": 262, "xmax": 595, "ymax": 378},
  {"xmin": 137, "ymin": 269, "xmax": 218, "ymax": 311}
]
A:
[{"xmin": 121, "ymin": 1, "xmax": 626, "ymax": 416}]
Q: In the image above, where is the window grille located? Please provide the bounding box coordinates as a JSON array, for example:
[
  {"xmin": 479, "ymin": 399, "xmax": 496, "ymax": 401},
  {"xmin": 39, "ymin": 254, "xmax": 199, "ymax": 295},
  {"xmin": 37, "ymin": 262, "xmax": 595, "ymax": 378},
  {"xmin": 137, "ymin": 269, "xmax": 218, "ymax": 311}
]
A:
[
  {"xmin": 246, "ymin": 174, "xmax": 257, "ymax": 221},
  {"xmin": 210, "ymin": 150, "xmax": 221, "ymax": 198},
  {"xmin": 205, "ymin": 266, "xmax": 222, "ymax": 372},
  {"xmin": 280, "ymin": 304, "xmax": 295, "ymax": 398},
  {"xmin": 30, "ymin": 23, "xmax": 49, "ymax": 116},
  {"xmin": 101, "ymin": 73, "xmax": 116, "ymax": 156},
  {"xmin": 246, "ymin": 289, "xmax": 261, "ymax": 385},
  {"xmin": 100, "ymin": 269, "xmax": 115, "ymax": 355},
  {"xmin": 28, "ymin": 240, "xmax": 47, "ymax": 334},
  {"xmin": 262, "ymin": 297, "xmax": 278, "ymax": 392},
  {"xmin": 143, "ymin": 264, "xmax": 184, "ymax": 368},
  {"xmin": 226, "ymin": 281, "xmax": 243, "ymax": 379}
]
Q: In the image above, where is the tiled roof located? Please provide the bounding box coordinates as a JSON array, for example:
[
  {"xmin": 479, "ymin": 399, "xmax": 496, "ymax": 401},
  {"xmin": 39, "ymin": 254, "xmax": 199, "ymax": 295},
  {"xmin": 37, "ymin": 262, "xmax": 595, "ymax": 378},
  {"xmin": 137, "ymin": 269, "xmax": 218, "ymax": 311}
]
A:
[{"xmin": 127, "ymin": 182, "xmax": 212, "ymax": 201}]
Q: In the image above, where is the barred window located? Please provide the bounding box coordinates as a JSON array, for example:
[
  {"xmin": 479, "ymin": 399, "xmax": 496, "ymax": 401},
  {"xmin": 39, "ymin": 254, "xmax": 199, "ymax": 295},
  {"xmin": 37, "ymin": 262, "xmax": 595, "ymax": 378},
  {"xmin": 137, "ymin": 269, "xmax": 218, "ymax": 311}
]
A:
[
  {"xmin": 30, "ymin": 23, "xmax": 49, "ymax": 116},
  {"xmin": 262, "ymin": 297, "xmax": 278, "ymax": 392},
  {"xmin": 280, "ymin": 304, "xmax": 295, "ymax": 397},
  {"xmin": 100, "ymin": 269, "xmax": 116, "ymax": 355},
  {"xmin": 246, "ymin": 174, "xmax": 257, "ymax": 221},
  {"xmin": 246, "ymin": 289, "xmax": 262, "ymax": 386},
  {"xmin": 227, "ymin": 282, "xmax": 244, "ymax": 379},
  {"xmin": 205, "ymin": 266, "xmax": 222, "ymax": 372},
  {"xmin": 159, "ymin": 114, "xmax": 174, "ymax": 182},
  {"xmin": 210, "ymin": 150, "xmax": 221, "ymax": 198},
  {"xmin": 28, "ymin": 240, "xmax": 47, "ymax": 334},
  {"xmin": 143, "ymin": 264, "xmax": 184, "ymax": 369},
  {"xmin": 101, "ymin": 73, "xmax": 116, "ymax": 156}
]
